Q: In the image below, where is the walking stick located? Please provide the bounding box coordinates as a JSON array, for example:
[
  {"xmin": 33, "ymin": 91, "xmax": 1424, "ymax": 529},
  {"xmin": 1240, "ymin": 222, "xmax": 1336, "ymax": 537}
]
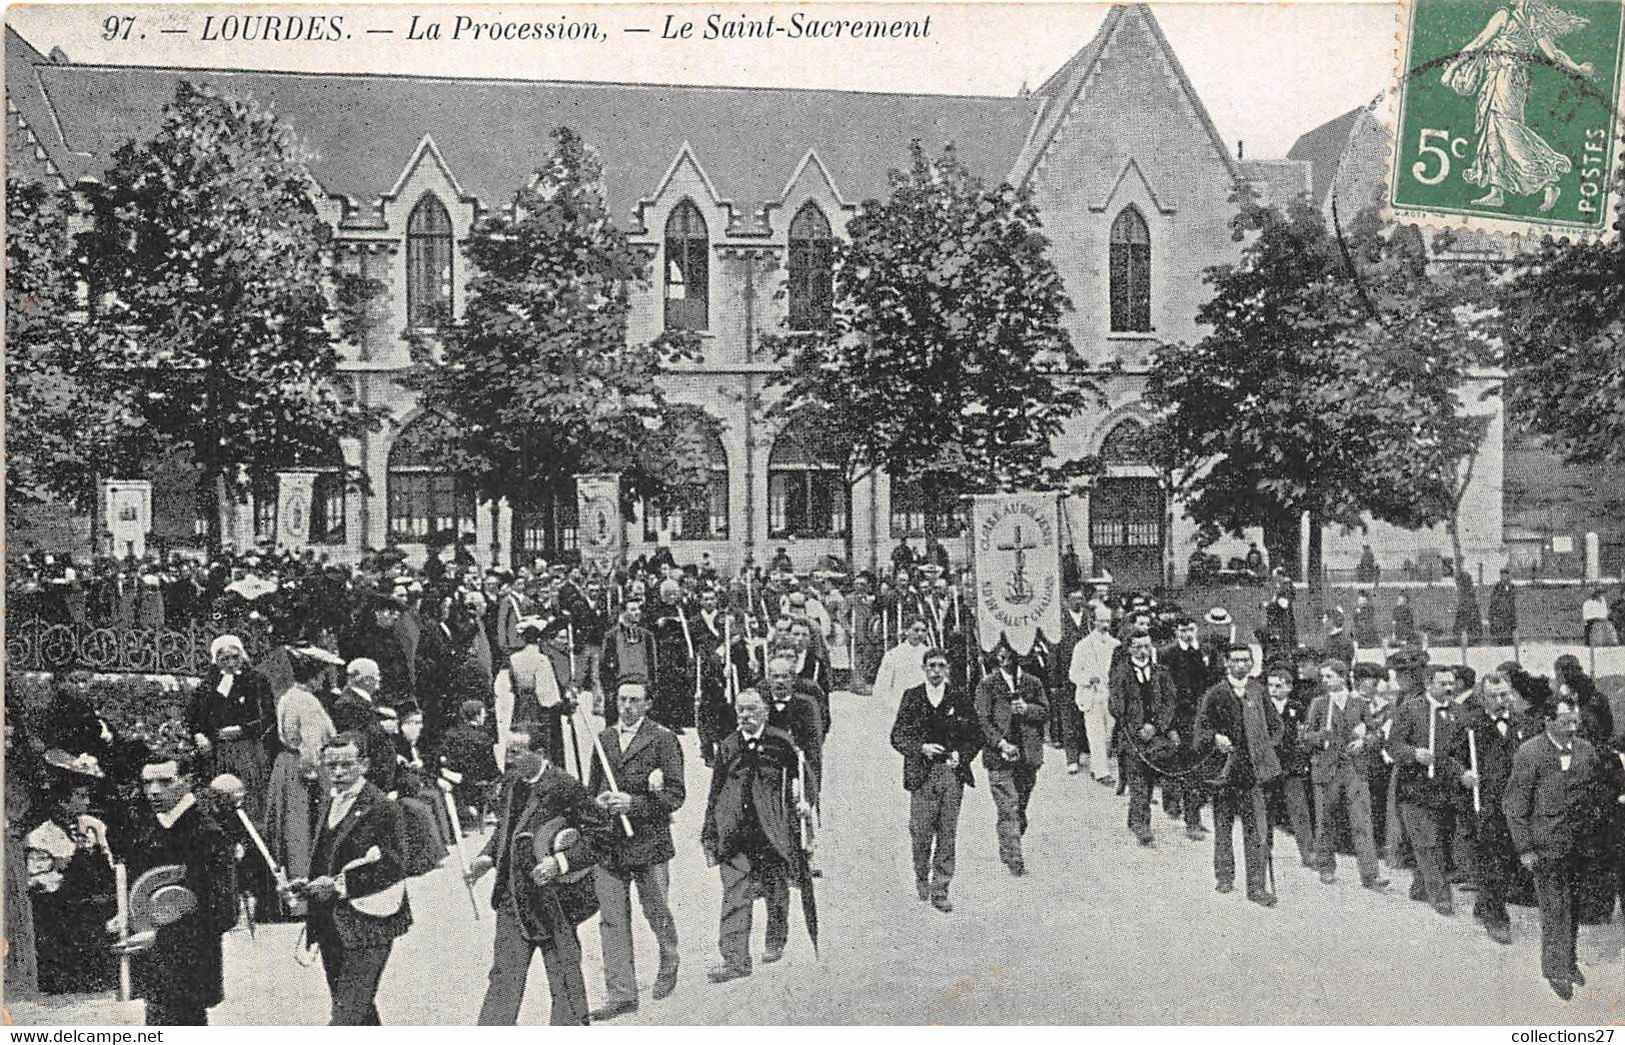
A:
[
  {"xmin": 576, "ymin": 706, "xmax": 635, "ymax": 837},
  {"xmin": 1467, "ymin": 728, "xmax": 1482, "ymax": 815},
  {"xmin": 438, "ymin": 776, "xmax": 482, "ymax": 920},
  {"xmin": 113, "ymin": 860, "xmax": 133, "ymax": 1001}
]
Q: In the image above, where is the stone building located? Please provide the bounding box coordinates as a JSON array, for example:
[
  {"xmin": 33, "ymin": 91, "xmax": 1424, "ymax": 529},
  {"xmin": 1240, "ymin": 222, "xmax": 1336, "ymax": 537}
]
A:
[{"xmin": 6, "ymin": 7, "xmax": 1518, "ymax": 587}]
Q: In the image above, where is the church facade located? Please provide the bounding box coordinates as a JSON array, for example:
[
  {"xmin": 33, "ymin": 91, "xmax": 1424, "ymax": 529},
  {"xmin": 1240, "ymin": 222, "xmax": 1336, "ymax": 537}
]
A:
[{"xmin": 6, "ymin": 5, "xmax": 1508, "ymax": 587}]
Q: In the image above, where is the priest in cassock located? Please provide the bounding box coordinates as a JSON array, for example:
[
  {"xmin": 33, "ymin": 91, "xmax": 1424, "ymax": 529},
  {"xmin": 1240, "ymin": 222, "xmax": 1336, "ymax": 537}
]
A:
[{"xmin": 650, "ymin": 579, "xmax": 699, "ymax": 734}]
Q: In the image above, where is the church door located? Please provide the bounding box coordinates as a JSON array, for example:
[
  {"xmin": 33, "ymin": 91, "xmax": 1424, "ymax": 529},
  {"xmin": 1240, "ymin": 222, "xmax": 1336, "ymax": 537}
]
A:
[{"xmin": 1089, "ymin": 477, "xmax": 1166, "ymax": 590}]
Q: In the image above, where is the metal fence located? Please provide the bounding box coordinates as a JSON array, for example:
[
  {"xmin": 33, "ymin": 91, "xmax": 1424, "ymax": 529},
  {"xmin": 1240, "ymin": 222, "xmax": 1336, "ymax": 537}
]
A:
[{"xmin": 4, "ymin": 617, "xmax": 272, "ymax": 677}]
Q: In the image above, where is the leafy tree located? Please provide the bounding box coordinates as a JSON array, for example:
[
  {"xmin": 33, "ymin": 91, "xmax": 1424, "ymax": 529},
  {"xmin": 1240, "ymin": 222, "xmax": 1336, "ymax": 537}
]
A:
[
  {"xmin": 1147, "ymin": 194, "xmax": 1498, "ymax": 595},
  {"xmin": 5, "ymin": 179, "xmax": 146, "ymax": 514},
  {"xmin": 403, "ymin": 127, "xmax": 706, "ymax": 541},
  {"xmin": 81, "ymin": 80, "xmax": 380, "ymax": 551},
  {"xmin": 1496, "ymin": 177, "xmax": 1624, "ymax": 465},
  {"xmin": 766, "ymin": 142, "xmax": 1095, "ymax": 554}
]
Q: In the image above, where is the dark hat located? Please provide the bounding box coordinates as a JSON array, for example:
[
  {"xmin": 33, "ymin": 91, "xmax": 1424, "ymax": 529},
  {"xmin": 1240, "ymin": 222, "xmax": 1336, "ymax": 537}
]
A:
[
  {"xmin": 1385, "ymin": 644, "xmax": 1429, "ymax": 673},
  {"xmin": 364, "ymin": 590, "xmax": 407, "ymax": 612}
]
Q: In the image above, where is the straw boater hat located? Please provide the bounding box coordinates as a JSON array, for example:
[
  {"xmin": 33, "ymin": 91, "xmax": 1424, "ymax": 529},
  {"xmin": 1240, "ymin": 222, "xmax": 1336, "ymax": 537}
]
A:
[{"xmin": 1204, "ymin": 608, "xmax": 1234, "ymax": 628}]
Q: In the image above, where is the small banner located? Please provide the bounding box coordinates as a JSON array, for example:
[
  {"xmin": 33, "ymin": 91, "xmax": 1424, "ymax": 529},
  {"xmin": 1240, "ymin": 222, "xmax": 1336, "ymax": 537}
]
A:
[
  {"xmin": 575, "ymin": 473, "xmax": 624, "ymax": 571},
  {"xmin": 276, "ymin": 470, "xmax": 319, "ymax": 553},
  {"xmin": 971, "ymin": 492, "xmax": 1062, "ymax": 655},
  {"xmin": 102, "ymin": 480, "xmax": 152, "ymax": 559}
]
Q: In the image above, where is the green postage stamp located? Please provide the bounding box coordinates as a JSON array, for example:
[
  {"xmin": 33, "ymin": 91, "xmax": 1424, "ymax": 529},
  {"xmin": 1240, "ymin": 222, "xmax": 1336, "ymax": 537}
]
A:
[{"xmin": 1391, "ymin": 0, "xmax": 1625, "ymax": 236}]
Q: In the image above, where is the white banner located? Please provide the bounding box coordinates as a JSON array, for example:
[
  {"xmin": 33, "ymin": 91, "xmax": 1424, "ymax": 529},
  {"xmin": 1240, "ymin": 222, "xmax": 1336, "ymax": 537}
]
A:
[
  {"xmin": 102, "ymin": 480, "xmax": 152, "ymax": 559},
  {"xmin": 575, "ymin": 472, "xmax": 624, "ymax": 570},
  {"xmin": 971, "ymin": 492, "xmax": 1062, "ymax": 655},
  {"xmin": 276, "ymin": 470, "xmax": 319, "ymax": 553}
]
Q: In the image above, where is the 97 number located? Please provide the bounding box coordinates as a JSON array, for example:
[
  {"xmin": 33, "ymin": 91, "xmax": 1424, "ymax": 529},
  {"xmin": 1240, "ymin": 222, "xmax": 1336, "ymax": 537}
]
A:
[
  {"xmin": 1411, "ymin": 128, "xmax": 1469, "ymax": 186},
  {"xmin": 102, "ymin": 15, "xmax": 136, "ymax": 40}
]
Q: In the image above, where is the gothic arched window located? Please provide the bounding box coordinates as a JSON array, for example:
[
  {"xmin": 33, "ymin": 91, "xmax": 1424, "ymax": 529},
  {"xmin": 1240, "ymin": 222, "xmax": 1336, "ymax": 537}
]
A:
[
  {"xmin": 406, "ymin": 194, "xmax": 454, "ymax": 327},
  {"xmin": 1109, "ymin": 206, "xmax": 1151, "ymax": 333},
  {"xmin": 787, "ymin": 202, "xmax": 833, "ymax": 330},
  {"xmin": 664, "ymin": 199, "xmax": 709, "ymax": 331}
]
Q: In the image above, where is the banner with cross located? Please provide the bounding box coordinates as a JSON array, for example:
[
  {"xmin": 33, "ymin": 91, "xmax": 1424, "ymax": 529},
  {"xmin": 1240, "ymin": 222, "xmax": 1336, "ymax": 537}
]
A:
[{"xmin": 969, "ymin": 492, "xmax": 1063, "ymax": 655}]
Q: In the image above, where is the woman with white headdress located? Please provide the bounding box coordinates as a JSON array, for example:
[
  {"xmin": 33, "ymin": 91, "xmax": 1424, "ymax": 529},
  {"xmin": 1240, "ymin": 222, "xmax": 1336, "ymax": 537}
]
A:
[
  {"xmin": 185, "ymin": 634, "xmax": 276, "ymax": 822},
  {"xmin": 1442, "ymin": 0, "xmax": 1596, "ymax": 211}
]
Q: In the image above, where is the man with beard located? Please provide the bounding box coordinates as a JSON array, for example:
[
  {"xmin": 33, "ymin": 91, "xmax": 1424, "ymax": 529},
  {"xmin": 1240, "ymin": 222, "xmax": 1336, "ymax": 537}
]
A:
[
  {"xmin": 112, "ymin": 752, "xmax": 237, "ymax": 1025},
  {"xmin": 975, "ymin": 641, "xmax": 1048, "ymax": 876},
  {"xmin": 763, "ymin": 653, "xmax": 825, "ymax": 788},
  {"xmin": 648, "ymin": 580, "xmax": 699, "ymax": 734},
  {"xmin": 1459, "ymin": 670, "xmax": 1539, "ymax": 945},
  {"xmin": 694, "ymin": 588, "xmax": 746, "ymax": 767},
  {"xmin": 702, "ymin": 689, "xmax": 815, "ymax": 980},
  {"xmin": 1109, "ymin": 632, "xmax": 1178, "ymax": 846},
  {"xmin": 1504, "ymin": 696, "xmax": 1625, "ymax": 1000}
]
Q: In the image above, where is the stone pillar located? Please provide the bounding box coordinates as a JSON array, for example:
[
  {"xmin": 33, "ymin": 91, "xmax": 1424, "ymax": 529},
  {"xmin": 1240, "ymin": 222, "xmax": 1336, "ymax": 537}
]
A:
[{"xmin": 1584, "ymin": 532, "xmax": 1601, "ymax": 583}]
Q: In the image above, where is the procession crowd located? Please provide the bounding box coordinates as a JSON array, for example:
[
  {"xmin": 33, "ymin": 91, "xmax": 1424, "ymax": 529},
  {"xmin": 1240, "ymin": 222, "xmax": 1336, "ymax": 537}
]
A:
[{"xmin": 6, "ymin": 541, "xmax": 1625, "ymax": 1025}]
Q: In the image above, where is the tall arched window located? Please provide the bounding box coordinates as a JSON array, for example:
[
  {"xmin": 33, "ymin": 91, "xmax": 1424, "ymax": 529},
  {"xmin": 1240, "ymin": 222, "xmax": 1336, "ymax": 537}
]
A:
[
  {"xmin": 664, "ymin": 199, "xmax": 709, "ymax": 331},
  {"xmin": 407, "ymin": 194, "xmax": 454, "ymax": 328},
  {"xmin": 787, "ymin": 202, "xmax": 833, "ymax": 330},
  {"xmin": 1109, "ymin": 206, "xmax": 1151, "ymax": 333},
  {"xmin": 768, "ymin": 415, "xmax": 847, "ymax": 538},
  {"xmin": 387, "ymin": 415, "xmax": 475, "ymax": 543},
  {"xmin": 644, "ymin": 414, "xmax": 729, "ymax": 541}
]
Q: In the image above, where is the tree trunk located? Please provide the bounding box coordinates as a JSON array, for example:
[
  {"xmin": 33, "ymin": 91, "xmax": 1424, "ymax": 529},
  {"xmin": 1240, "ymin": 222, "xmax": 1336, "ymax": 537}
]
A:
[
  {"xmin": 1262, "ymin": 512, "xmax": 1301, "ymax": 582},
  {"xmin": 1305, "ymin": 509, "xmax": 1326, "ymax": 624},
  {"xmin": 205, "ymin": 468, "xmax": 226, "ymax": 556}
]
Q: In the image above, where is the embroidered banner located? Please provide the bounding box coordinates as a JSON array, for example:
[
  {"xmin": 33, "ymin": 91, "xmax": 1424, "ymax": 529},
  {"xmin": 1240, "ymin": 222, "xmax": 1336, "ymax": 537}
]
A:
[
  {"xmin": 970, "ymin": 492, "xmax": 1062, "ymax": 655},
  {"xmin": 575, "ymin": 473, "xmax": 625, "ymax": 570}
]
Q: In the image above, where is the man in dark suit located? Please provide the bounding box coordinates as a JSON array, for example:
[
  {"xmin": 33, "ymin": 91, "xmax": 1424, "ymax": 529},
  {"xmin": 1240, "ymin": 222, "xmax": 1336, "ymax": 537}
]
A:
[
  {"xmin": 764, "ymin": 652, "xmax": 826, "ymax": 785},
  {"xmin": 702, "ymin": 688, "xmax": 815, "ymax": 982},
  {"xmin": 114, "ymin": 753, "xmax": 238, "ymax": 1025},
  {"xmin": 1459, "ymin": 669, "xmax": 1540, "ymax": 945},
  {"xmin": 1109, "ymin": 633, "xmax": 1178, "ymax": 846},
  {"xmin": 1263, "ymin": 661, "xmax": 1317, "ymax": 869},
  {"xmin": 1050, "ymin": 590, "xmax": 1091, "ymax": 768},
  {"xmin": 587, "ymin": 683, "xmax": 685, "ymax": 1020},
  {"xmin": 1387, "ymin": 658, "xmax": 1472, "ymax": 916},
  {"xmin": 600, "ymin": 598, "xmax": 657, "ymax": 728},
  {"xmin": 694, "ymin": 589, "xmax": 745, "ymax": 766},
  {"xmin": 292, "ymin": 732, "xmax": 413, "ymax": 1025},
  {"xmin": 1160, "ymin": 617, "xmax": 1214, "ymax": 838},
  {"xmin": 975, "ymin": 641, "xmax": 1048, "ymax": 876},
  {"xmin": 1193, "ymin": 643, "xmax": 1283, "ymax": 906},
  {"xmin": 1504, "ymin": 695, "xmax": 1625, "ymax": 1000},
  {"xmin": 1302, "ymin": 659, "xmax": 1387, "ymax": 890},
  {"xmin": 789, "ymin": 618, "xmax": 832, "ymax": 735},
  {"xmin": 468, "ymin": 723, "xmax": 603, "ymax": 1024},
  {"xmin": 890, "ymin": 646, "xmax": 981, "ymax": 911}
]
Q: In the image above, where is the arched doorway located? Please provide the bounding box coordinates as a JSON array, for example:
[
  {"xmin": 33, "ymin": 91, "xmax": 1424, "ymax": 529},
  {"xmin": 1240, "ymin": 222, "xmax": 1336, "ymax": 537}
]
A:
[{"xmin": 1088, "ymin": 419, "xmax": 1166, "ymax": 590}]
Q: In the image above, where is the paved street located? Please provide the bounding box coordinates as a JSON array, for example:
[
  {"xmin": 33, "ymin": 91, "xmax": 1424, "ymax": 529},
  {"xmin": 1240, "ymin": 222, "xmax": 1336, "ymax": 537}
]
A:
[{"xmin": 12, "ymin": 687, "xmax": 1623, "ymax": 1026}]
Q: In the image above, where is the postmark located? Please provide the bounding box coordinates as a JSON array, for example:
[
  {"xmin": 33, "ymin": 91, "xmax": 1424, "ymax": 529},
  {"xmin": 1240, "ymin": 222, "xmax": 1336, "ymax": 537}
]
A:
[{"xmin": 1389, "ymin": 0, "xmax": 1625, "ymax": 237}]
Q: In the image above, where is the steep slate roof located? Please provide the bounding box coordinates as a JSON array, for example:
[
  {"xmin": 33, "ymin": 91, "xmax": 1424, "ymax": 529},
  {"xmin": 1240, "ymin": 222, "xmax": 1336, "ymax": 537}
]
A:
[
  {"xmin": 5, "ymin": 26, "xmax": 74, "ymax": 186},
  {"xmin": 1285, "ymin": 104, "xmax": 1366, "ymax": 210},
  {"xmin": 1238, "ymin": 158, "xmax": 1311, "ymax": 206},
  {"xmin": 10, "ymin": 24, "xmax": 1046, "ymax": 231},
  {"xmin": 1011, "ymin": 4, "xmax": 1237, "ymax": 187}
]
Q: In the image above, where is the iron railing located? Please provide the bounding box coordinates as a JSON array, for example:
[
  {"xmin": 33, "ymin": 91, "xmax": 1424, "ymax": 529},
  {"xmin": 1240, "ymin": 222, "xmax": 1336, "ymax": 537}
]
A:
[{"xmin": 5, "ymin": 618, "xmax": 272, "ymax": 677}]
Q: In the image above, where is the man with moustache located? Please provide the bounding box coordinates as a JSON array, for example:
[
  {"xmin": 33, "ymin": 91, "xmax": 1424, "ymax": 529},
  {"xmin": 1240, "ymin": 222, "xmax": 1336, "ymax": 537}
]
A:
[
  {"xmin": 1388, "ymin": 659, "xmax": 1473, "ymax": 916},
  {"xmin": 1068, "ymin": 604, "xmax": 1120, "ymax": 785},
  {"xmin": 587, "ymin": 683, "xmax": 685, "ymax": 1019},
  {"xmin": 1108, "ymin": 632, "xmax": 1178, "ymax": 847},
  {"xmin": 468, "ymin": 723, "xmax": 603, "ymax": 1025},
  {"xmin": 600, "ymin": 596, "xmax": 657, "ymax": 727},
  {"xmin": 702, "ymin": 689, "xmax": 815, "ymax": 981},
  {"xmin": 1193, "ymin": 643, "xmax": 1282, "ymax": 907},
  {"xmin": 1459, "ymin": 670, "xmax": 1539, "ymax": 945},
  {"xmin": 1504, "ymin": 695, "xmax": 1625, "ymax": 1000},
  {"xmin": 890, "ymin": 647, "xmax": 981, "ymax": 911},
  {"xmin": 976, "ymin": 641, "xmax": 1048, "ymax": 876}
]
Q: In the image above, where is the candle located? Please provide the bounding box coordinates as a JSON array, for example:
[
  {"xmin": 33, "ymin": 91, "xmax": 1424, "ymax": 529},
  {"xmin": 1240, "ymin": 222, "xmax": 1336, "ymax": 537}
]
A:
[{"xmin": 1426, "ymin": 704, "xmax": 1437, "ymax": 780}]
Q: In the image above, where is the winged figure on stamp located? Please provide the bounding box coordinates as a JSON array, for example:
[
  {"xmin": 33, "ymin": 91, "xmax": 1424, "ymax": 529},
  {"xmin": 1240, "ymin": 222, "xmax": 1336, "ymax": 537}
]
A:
[{"xmin": 1441, "ymin": 0, "xmax": 1595, "ymax": 211}]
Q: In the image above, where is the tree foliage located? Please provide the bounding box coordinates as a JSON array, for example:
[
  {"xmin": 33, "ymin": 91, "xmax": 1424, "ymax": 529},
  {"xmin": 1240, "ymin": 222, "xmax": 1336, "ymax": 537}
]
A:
[
  {"xmin": 1496, "ymin": 179, "xmax": 1625, "ymax": 465},
  {"xmin": 766, "ymin": 142, "xmax": 1095, "ymax": 499},
  {"xmin": 1146, "ymin": 193, "xmax": 1498, "ymax": 579},
  {"xmin": 403, "ymin": 127, "xmax": 706, "ymax": 513},
  {"xmin": 79, "ymin": 80, "xmax": 380, "ymax": 542},
  {"xmin": 5, "ymin": 179, "xmax": 146, "ymax": 513}
]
